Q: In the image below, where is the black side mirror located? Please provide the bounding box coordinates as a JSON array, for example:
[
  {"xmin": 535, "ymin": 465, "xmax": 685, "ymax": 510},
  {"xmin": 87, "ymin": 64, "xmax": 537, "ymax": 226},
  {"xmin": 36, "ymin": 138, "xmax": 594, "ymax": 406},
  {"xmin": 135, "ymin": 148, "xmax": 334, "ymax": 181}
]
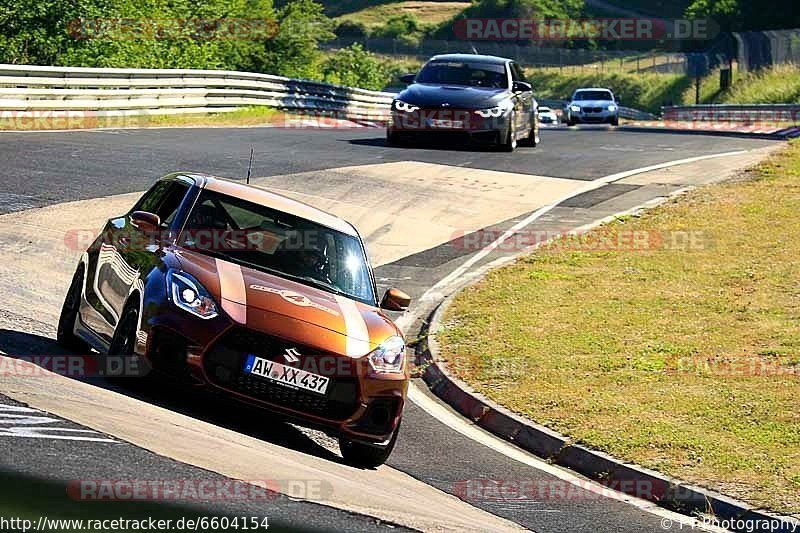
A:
[
  {"xmin": 399, "ymin": 73, "xmax": 416, "ymax": 85},
  {"xmin": 512, "ymin": 81, "xmax": 532, "ymax": 92}
]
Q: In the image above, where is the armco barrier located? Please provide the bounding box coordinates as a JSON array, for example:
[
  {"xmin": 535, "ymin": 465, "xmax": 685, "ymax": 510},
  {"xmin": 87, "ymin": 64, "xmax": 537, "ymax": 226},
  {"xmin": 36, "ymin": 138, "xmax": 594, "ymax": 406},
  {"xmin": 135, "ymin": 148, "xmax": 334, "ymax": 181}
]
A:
[
  {"xmin": 0, "ymin": 64, "xmax": 659, "ymax": 124},
  {"xmin": 0, "ymin": 64, "xmax": 395, "ymax": 121},
  {"xmin": 662, "ymin": 104, "xmax": 800, "ymax": 124}
]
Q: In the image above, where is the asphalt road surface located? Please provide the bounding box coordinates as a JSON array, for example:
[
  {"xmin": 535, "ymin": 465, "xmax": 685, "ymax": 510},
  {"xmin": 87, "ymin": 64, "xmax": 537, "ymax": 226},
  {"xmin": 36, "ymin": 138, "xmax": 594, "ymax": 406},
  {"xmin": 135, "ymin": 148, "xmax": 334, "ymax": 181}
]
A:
[{"xmin": 0, "ymin": 124, "xmax": 781, "ymax": 532}]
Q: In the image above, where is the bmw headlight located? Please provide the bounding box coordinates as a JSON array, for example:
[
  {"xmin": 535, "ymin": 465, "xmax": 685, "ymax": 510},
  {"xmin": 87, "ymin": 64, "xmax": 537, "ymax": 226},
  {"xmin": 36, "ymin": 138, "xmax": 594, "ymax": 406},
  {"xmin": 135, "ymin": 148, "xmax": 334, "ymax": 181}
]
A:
[
  {"xmin": 393, "ymin": 100, "xmax": 419, "ymax": 113},
  {"xmin": 368, "ymin": 336, "xmax": 405, "ymax": 373},
  {"xmin": 166, "ymin": 269, "xmax": 218, "ymax": 319},
  {"xmin": 569, "ymin": 104, "xmax": 581, "ymax": 112},
  {"xmin": 607, "ymin": 104, "xmax": 618, "ymax": 112},
  {"xmin": 474, "ymin": 106, "xmax": 507, "ymax": 118}
]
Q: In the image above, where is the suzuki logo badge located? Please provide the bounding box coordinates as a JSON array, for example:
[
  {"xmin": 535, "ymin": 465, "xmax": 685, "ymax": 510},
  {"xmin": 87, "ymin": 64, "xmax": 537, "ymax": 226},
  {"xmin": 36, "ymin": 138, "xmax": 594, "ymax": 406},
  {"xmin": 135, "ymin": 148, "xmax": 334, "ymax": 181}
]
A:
[{"xmin": 283, "ymin": 348, "xmax": 301, "ymax": 364}]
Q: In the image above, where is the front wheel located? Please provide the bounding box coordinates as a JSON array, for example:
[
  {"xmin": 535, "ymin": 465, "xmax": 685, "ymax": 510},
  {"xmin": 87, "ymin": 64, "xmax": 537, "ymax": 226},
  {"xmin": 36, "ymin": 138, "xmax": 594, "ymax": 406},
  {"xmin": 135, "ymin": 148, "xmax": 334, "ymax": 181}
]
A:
[
  {"xmin": 520, "ymin": 116, "xmax": 539, "ymax": 147},
  {"xmin": 610, "ymin": 117, "xmax": 619, "ymax": 126},
  {"xmin": 108, "ymin": 304, "xmax": 139, "ymax": 357},
  {"xmin": 339, "ymin": 421, "xmax": 401, "ymax": 468},
  {"xmin": 56, "ymin": 265, "xmax": 88, "ymax": 352},
  {"xmin": 497, "ymin": 115, "xmax": 517, "ymax": 152}
]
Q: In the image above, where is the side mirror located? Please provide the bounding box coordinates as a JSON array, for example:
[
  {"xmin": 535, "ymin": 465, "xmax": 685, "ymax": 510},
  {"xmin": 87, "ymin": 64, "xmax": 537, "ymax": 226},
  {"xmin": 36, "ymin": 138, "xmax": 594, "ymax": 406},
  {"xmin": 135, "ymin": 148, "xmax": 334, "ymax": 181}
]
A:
[
  {"xmin": 130, "ymin": 211, "xmax": 160, "ymax": 233},
  {"xmin": 512, "ymin": 81, "xmax": 532, "ymax": 93},
  {"xmin": 399, "ymin": 73, "xmax": 416, "ymax": 85},
  {"xmin": 380, "ymin": 288, "xmax": 411, "ymax": 312}
]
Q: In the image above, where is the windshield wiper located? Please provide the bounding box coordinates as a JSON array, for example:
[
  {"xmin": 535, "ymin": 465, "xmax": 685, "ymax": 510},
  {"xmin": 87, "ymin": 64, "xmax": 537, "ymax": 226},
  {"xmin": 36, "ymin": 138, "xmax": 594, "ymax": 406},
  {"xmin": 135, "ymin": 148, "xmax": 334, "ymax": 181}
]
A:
[{"xmin": 296, "ymin": 275, "xmax": 348, "ymax": 297}]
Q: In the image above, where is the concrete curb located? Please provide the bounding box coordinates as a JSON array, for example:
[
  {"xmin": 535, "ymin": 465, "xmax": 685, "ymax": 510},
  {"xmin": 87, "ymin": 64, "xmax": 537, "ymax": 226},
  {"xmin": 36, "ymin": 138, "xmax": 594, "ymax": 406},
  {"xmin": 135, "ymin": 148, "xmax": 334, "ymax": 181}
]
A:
[{"xmin": 414, "ymin": 193, "xmax": 800, "ymax": 533}]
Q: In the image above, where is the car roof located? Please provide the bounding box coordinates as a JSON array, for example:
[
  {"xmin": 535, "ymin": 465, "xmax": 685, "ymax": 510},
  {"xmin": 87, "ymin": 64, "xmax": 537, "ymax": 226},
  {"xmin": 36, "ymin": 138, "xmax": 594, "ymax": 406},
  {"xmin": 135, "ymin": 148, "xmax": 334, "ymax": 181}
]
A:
[
  {"xmin": 574, "ymin": 87, "xmax": 614, "ymax": 92},
  {"xmin": 166, "ymin": 172, "xmax": 359, "ymax": 237},
  {"xmin": 427, "ymin": 53, "xmax": 510, "ymax": 65}
]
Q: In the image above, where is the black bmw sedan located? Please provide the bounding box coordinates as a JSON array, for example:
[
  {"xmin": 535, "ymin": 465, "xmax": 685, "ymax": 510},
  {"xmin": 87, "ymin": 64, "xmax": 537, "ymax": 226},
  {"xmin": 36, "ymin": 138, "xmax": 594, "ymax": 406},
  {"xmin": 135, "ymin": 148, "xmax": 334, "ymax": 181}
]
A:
[{"xmin": 387, "ymin": 54, "xmax": 539, "ymax": 151}]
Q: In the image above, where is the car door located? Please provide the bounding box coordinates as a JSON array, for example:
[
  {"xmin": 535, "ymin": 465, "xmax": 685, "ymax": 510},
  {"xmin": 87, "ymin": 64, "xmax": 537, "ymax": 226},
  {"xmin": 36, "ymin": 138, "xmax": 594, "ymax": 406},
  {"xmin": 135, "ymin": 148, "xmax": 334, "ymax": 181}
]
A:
[
  {"xmin": 509, "ymin": 62, "xmax": 533, "ymax": 136},
  {"xmin": 82, "ymin": 178, "xmax": 192, "ymax": 342}
]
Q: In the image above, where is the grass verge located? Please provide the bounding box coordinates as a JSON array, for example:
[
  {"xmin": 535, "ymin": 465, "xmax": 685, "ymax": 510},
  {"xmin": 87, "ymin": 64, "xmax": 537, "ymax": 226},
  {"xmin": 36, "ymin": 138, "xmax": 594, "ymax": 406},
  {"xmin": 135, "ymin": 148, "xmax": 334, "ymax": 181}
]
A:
[
  {"xmin": 336, "ymin": 1, "xmax": 470, "ymax": 29},
  {"xmin": 437, "ymin": 140, "xmax": 800, "ymax": 515},
  {"xmin": 525, "ymin": 70, "xmax": 692, "ymax": 114},
  {"xmin": 0, "ymin": 107, "xmax": 286, "ymax": 131},
  {"xmin": 691, "ymin": 65, "xmax": 800, "ymax": 105}
]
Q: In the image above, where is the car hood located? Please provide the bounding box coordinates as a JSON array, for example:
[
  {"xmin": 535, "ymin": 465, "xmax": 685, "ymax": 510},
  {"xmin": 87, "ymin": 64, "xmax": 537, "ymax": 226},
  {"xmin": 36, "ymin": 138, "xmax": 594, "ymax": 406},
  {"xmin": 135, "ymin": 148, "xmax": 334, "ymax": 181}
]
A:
[
  {"xmin": 571, "ymin": 100, "xmax": 614, "ymax": 107},
  {"xmin": 397, "ymin": 83, "xmax": 509, "ymax": 109},
  {"xmin": 173, "ymin": 249, "xmax": 398, "ymax": 357}
]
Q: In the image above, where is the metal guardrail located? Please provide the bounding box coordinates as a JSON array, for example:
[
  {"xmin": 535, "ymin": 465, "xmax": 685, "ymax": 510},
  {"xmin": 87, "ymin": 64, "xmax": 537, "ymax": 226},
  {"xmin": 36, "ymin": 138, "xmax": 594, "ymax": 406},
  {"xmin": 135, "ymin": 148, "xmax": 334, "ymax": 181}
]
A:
[
  {"xmin": 0, "ymin": 64, "xmax": 395, "ymax": 121},
  {"xmin": 662, "ymin": 104, "xmax": 800, "ymax": 122},
  {"xmin": 0, "ymin": 64, "xmax": 660, "ymax": 125}
]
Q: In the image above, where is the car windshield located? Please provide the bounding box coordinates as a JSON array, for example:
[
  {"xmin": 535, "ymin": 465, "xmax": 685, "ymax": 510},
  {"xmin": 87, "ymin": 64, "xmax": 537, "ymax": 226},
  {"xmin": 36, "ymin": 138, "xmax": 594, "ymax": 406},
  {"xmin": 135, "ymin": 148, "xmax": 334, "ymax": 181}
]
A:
[
  {"xmin": 539, "ymin": 107, "xmax": 552, "ymax": 112},
  {"xmin": 416, "ymin": 61, "xmax": 508, "ymax": 88},
  {"xmin": 179, "ymin": 190, "xmax": 375, "ymax": 305},
  {"xmin": 573, "ymin": 90, "xmax": 614, "ymax": 101}
]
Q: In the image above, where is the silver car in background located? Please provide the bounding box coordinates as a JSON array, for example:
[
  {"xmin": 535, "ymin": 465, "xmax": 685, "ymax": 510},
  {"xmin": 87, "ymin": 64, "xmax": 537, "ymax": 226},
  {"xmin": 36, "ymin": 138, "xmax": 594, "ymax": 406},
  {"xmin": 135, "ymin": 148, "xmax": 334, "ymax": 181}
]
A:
[
  {"xmin": 537, "ymin": 106, "xmax": 558, "ymax": 124},
  {"xmin": 564, "ymin": 88, "xmax": 619, "ymax": 126}
]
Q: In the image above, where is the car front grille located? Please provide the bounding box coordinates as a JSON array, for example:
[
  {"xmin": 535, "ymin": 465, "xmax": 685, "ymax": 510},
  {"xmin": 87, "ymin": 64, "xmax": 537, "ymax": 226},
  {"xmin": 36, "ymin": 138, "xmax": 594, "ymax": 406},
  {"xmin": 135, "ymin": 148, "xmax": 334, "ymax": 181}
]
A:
[
  {"xmin": 584, "ymin": 107, "xmax": 603, "ymax": 113},
  {"xmin": 204, "ymin": 327, "xmax": 360, "ymax": 421}
]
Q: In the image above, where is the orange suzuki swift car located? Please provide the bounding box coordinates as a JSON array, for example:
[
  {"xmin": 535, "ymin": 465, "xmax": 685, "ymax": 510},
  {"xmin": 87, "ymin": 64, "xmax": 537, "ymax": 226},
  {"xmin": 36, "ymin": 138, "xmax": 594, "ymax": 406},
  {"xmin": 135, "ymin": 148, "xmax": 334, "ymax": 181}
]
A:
[{"xmin": 57, "ymin": 173, "xmax": 411, "ymax": 466}]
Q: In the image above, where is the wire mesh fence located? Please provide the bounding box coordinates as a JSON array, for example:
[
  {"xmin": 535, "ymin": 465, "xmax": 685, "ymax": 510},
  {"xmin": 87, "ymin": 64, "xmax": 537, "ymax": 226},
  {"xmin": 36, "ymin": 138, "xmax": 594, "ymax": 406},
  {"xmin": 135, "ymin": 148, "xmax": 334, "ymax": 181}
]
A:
[
  {"xmin": 323, "ymin": 38, "xmax": 691, "ymax": 74},
  {"xmin": 733, "ymin": 29, "xmax": 800, "ymax": 72},
  {"xmin": 327, "ymin": 29, "xmax": 800, "ymax": 76}
]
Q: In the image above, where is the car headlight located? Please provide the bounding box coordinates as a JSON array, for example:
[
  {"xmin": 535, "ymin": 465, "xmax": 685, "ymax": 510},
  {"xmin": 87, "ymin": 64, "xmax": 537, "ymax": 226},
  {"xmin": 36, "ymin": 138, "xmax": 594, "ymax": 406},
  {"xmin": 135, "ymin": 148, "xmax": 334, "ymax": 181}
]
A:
[
  {"xmin": 368, "ymin": 336, "xmax": 405, "ymax": 373},
  {"xmin": 166, "ymin": 269, "xmax": 218, "ymax": 319},
  {"xmin": 474, "ymin": 106, "xmax": 507, "ymax": 118},
  {"xmin": 393, "ymin": 100, "xmax": 419, "ymax": 113},
  {"xmin": 569, "ymin": 104, "xmax": 581, "ymax": 112},
  {"xmin": 607, "ymin": 104, "xmax": 618, "ymax": 112}
]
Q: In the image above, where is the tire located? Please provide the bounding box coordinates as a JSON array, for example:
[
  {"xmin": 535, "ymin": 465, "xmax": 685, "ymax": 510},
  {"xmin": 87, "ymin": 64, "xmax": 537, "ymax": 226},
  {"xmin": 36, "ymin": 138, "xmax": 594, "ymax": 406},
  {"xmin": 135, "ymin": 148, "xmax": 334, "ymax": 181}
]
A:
[
  {"xmin": 56, "ymin": 265, "xmax": 89, "ymax": 352},
  {"xmin": 497, "ymin": 114, "xmax": 517, "ymax": 152},
  {"xmin": 107, "ymin": 301, "xmax": 151, "ymax": 381},
  {"xmin": 567, "ymin": 118, "xmax": 576, "ymax": 127},
  {"xmin": 108, "ymin": 302, "xmax": 139, "ymax": 357},
  {"xmin": 520, "ymin": 115, "xmax": 539, "ymax": 147},
  {"xmin": 386, "ymin": 129, "xmax": 399, "ymax": 146},
  {"xmin": 339, "ymin": 420, "xmax": 401, "ymax": 468},
  {"xmin": 610, "ymin": 117, "xmax": 619, "ymax": 126}
]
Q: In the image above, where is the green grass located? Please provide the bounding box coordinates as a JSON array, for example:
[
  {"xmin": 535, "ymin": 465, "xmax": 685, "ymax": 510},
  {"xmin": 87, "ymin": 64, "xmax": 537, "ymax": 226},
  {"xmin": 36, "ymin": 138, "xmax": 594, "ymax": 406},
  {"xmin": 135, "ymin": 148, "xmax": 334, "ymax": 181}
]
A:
[
  {"xmin": 526, "ymin": 69, "xmax": 693, "ymax": 114},
  {"xmin": 0, "ymin": 106, "xmax": 281, "ymax": 131},
  {"xmin": 690, "ymin": 65, "xmax": 800, "ymax": 105},
  {"xmin": 437, "ymin": 140, "xmax": 800, "ymax": 515},
  {"xmin": 336, "ymin": 1, "xmax": 470, "ymax": 29}
]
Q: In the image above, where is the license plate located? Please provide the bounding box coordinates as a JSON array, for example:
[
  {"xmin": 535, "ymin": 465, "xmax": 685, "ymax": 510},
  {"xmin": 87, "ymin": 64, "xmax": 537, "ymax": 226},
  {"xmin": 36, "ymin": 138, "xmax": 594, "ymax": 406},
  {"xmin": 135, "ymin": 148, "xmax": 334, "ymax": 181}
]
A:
[
  {"xmin": 244, "ymin": 354, "xmax": 330, "ymax": 395},
  {"xmin": 429, "ymin": 119, "xmax": 463, "ymax": 129}
]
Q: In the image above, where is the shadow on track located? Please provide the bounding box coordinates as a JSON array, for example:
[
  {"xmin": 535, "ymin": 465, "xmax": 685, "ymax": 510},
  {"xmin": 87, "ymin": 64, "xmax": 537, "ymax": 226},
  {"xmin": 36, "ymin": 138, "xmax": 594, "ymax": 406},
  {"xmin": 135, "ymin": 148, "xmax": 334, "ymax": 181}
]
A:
[
  {"xmin": 0, "ymin": 328, "xmax": 344, "ymax": 465},
  {"xmin": 346, "ymin": 137, "xmax": 507, "ymax": 152}
]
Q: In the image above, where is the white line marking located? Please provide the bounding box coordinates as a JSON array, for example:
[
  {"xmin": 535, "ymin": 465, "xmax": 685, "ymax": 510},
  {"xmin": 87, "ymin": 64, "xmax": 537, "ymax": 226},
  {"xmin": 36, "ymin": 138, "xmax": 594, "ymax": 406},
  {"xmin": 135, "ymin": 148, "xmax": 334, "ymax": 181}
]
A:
[
  {"xmin": 408, "ymin": 385, "xmax": 725, "ymax": 532},
  {"xmin": 0, "ymin": 402, "xmax": 116, "ymax": 443}
]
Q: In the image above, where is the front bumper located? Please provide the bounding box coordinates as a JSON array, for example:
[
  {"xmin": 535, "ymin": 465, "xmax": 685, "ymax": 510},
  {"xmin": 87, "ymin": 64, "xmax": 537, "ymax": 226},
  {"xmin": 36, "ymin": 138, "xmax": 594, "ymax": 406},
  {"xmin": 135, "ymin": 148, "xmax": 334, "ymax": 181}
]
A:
[
  {"xmin": 388, "ymin": 109, "xmax": 510, "ymax": 145},
  {"xmin": 141, "ymin": 310, "xmax": 407, "ymax": 443},
  {"xmin": 567, "ymin": 108, "xmax": 618, "ymax": 123}
]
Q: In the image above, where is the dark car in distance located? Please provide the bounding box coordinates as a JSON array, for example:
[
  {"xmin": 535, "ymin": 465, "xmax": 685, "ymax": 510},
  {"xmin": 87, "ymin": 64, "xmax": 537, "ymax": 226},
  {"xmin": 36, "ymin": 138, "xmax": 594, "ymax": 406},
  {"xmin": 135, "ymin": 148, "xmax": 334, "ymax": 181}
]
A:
[{"xmin": 387, "ymin": 54, "xmax": 539, "ymax": 151}]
